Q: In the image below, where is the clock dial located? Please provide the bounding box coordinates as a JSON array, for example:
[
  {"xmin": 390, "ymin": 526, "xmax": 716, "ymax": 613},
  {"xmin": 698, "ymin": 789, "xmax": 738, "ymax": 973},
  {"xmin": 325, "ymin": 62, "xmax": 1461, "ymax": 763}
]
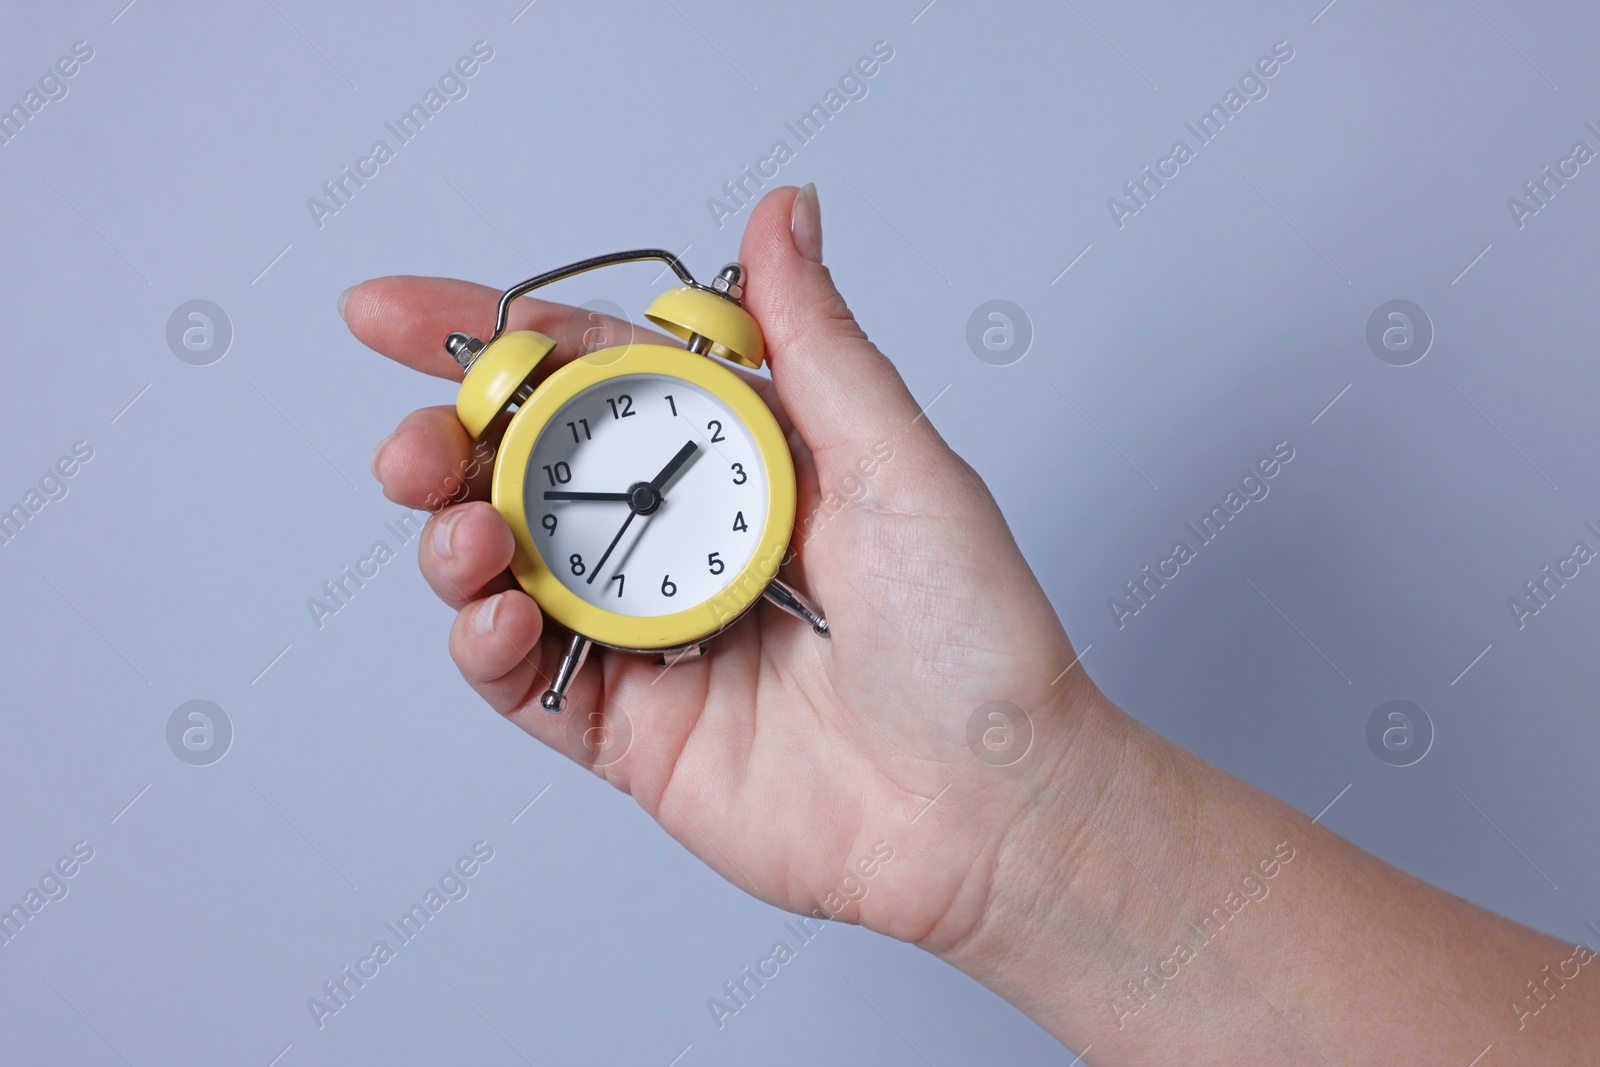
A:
[{"xmin": 523, "ymin": 373, "xmax": 769, "ymax": 617}]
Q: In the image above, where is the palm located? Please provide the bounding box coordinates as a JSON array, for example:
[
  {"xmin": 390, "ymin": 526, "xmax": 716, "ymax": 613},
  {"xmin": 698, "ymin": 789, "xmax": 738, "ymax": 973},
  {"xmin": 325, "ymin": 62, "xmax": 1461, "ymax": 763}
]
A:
[{"xmin": 507, "ymin": 444, "xmax": 1072, "ymax": 946}]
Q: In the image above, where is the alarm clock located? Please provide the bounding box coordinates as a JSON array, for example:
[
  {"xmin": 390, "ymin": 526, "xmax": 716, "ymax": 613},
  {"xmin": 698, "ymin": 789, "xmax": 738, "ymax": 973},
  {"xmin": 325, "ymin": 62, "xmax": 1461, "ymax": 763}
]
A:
[{"xmin": 443, "ymin": 250, "xmax": 828, "ymax": 713}]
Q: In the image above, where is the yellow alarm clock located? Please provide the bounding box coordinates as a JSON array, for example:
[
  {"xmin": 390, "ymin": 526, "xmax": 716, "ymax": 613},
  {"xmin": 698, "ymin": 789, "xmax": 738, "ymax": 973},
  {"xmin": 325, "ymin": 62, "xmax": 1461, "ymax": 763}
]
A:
[{"xmin": 443, "ymin": 250, "xmax": 828, "ymax": 712}]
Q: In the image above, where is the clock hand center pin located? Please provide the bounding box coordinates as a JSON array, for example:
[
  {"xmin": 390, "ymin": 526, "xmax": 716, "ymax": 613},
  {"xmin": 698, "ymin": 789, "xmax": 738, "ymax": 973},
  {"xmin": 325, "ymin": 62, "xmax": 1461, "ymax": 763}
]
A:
[{"xmin": 584, "ymin": 441, "xmax": 699, "ymax": 585}]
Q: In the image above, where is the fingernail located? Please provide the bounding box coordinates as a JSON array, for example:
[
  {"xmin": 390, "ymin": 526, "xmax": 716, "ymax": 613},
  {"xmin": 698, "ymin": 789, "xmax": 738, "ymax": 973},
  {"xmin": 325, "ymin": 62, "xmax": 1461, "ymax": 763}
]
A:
[
  {"xmin": 338, "ymin": 285, "xmax": 356, "ymax": 320},
  {"xmin": 791, "ymin": 183, "xmax": 823, "ymax": 264},
  {"xmin": 434, "ymin": 508, "xmax": 463, "ymax": 560},
  {"xmin": 474, "ymin": 593, "xmax": 501, "ymax": 636},
  {"xmin": 370, "ymin": 432, "xmax": 397, "ymax": 481}
]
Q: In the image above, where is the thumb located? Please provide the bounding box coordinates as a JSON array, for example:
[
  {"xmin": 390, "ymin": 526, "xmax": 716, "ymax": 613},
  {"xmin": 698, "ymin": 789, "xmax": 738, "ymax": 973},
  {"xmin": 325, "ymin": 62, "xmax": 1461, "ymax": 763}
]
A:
[{"xmin": 737, "ymin": 184, "xmax": 925, "ymax": 451}]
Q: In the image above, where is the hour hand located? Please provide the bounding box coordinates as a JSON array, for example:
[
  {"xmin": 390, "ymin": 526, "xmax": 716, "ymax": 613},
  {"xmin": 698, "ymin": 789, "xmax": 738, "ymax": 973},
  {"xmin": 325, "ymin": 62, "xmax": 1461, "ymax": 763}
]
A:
[
  {"xmin": 649, "ymin": 440, "xmax": 699, "ymax": 493},
  {"xmin": 543, "ymin": 490, "xmax": 633, "ymax": 501}
]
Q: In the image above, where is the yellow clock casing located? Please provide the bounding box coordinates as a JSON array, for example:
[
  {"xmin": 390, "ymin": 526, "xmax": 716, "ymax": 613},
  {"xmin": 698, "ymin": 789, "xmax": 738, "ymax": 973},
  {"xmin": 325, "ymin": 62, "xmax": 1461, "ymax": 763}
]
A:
[{"xmin": 443, "ymin": 251, "xmax": 827, "ymax": 712}]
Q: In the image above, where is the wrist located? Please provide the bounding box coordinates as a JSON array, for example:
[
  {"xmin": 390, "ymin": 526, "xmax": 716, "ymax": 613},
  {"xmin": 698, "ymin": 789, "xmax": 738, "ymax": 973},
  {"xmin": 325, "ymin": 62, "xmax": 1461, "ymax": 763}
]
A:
[{"xmin": 924, "ymin": 680, "xmax": 1198, "ymax": 1042}]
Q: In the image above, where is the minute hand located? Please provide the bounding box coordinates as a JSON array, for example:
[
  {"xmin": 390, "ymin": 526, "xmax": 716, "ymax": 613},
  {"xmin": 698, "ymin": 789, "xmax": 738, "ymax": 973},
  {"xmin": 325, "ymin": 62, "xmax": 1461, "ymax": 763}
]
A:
[
  {"xmin": 650, "ymin": 440, "xmax": 698, "ymax": 493},
  {"xmin": 544, "ymin": 490, "xmax": 632, "ymax": 501}
]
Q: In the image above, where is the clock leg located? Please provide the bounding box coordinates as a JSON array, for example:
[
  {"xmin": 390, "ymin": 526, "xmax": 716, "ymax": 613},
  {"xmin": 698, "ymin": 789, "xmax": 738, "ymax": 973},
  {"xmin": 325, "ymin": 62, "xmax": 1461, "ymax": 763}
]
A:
[
  {"xmin": 762, "ymin": 578, "xmax": 829, "ymax": 637},
  {"xmin": 540, "ymin": 633, "xmax": 593, "ymax": 713}
]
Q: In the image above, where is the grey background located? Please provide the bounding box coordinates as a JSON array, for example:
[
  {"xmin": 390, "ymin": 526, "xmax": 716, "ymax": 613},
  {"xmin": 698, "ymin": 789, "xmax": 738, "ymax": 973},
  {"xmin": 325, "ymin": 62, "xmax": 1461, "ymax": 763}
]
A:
[{"xmin": 2, "ymin": 0, "xmax": 1597, "ymax": 1063}]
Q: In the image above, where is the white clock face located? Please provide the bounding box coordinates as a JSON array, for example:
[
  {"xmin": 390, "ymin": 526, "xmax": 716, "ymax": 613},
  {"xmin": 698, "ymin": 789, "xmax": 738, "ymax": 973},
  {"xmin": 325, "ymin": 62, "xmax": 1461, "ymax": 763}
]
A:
[{"xmin": 523, "ymin": 373, "xmax": 769, "ymax": 617}]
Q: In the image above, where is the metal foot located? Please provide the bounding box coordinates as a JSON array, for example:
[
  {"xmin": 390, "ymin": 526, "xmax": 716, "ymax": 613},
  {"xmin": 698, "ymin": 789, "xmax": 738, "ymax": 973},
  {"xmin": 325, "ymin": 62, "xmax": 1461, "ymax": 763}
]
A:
[
  {"xmin": 763, "ymin": 578, "xmax": 829, "ymax": 637},
  {"xmin": 540, "ymin": 634, "xmax": 592, "ymax": 713}
]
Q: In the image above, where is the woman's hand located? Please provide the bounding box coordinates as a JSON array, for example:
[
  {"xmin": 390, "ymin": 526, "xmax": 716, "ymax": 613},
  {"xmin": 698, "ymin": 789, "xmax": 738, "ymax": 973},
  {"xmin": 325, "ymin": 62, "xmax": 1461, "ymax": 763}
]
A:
[
  {"xmin": 346, "ymin": 184, "xmax": 1600, "ymax": 1065},
  {"xmin": 343, "ymin": 184, "xmax": 1100, "ymax": 952}
]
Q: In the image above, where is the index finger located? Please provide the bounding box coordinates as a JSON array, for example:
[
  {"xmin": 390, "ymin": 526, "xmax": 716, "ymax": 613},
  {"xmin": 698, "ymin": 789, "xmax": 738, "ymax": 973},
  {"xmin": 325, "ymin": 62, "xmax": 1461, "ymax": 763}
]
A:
[
  {"xmin": 342, "ymin": 274, "xmax": 798, "ymax": 436},
  {"xmin": 340, "ymin": 274, "xmax": 671, "ymax": 381}
]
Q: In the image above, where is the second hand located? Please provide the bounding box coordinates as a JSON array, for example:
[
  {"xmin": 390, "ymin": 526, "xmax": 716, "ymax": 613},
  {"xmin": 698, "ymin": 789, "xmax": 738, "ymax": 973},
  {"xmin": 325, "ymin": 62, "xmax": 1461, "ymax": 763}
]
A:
[{"xmin": 585, "ymin": 509, "xmax": 636, "ymax": 585}]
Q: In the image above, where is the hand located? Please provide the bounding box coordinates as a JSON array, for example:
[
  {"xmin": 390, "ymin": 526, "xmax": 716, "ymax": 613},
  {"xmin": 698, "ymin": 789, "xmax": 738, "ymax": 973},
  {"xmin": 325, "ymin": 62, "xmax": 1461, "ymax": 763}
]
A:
[
  {"xmin": 345, "ymin": 186, "xmax": 1600, "ymax": 1064},
  {"xmin": 343, "ymin": 184, "xmax": 1095, "ymax": 952}
]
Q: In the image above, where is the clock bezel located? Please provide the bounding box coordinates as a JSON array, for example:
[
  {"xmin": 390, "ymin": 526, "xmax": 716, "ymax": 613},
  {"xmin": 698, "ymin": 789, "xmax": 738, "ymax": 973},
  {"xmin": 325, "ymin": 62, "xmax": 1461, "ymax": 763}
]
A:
[{"xmin": 493, "ymin": 343, "xmax": 796, "ymax": 652}]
